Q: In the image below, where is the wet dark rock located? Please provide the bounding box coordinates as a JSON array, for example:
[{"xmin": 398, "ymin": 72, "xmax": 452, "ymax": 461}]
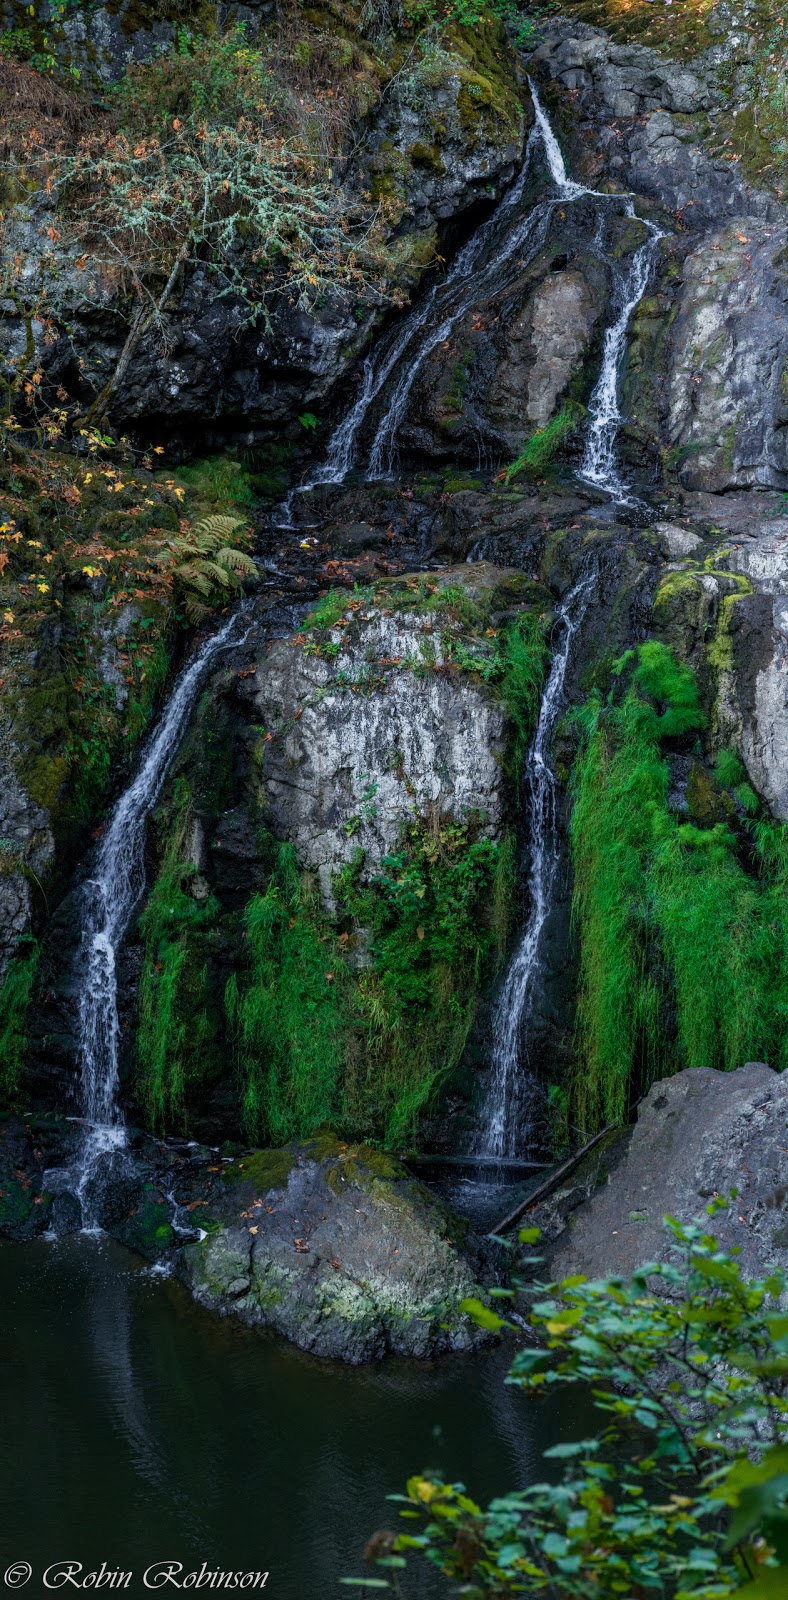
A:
[{"xmin": 0, "ymin": 1114, "xmax": 72, "ymax": 1239}]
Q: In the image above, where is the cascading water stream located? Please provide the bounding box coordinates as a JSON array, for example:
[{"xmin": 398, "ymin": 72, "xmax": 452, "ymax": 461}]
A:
[
  {"xmin": 73, "ymin": 609, "xmax": 248, "ymax": 1225},
  {"xmin": 280, "ymin": 78, "xmax": 661, "ymax": 517},
  {"xmin": 579, "ymin": 205, "xmax": 663, "ymax": 506},
  {"xmin": 476, "ymin": 567, "xmax": 596, "ymax": 1160}
]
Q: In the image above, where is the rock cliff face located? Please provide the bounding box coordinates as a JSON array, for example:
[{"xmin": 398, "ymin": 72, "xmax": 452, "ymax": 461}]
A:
[
  {"xmin": 245, "ymin": 572, "xmax": 515, "ymax": 901},
  {"xmin": 0, "ymin": 3, "xmax": 524, "ymax": 439},
  {"xmin": 535, "ymin": 1065, "xmax": 788, "ymax": 1286}
]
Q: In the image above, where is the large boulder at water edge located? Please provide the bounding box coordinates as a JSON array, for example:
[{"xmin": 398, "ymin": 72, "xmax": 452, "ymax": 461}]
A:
[
  {"xmin": 533, "ymin": 1065, "xmax": 788, "ymax": 1284},
  {"xmin": 175, "ymin": 1134, "xmax": 490, "ymax": 1363}
]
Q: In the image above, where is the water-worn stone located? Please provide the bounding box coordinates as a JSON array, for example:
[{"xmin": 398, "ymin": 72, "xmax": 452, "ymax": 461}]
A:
[
  {"xmin": 542, "ymin": 1065, "xmax": 788, "ymax": 1284},
  {"xmin": 177, "ymin": 1135, "xmax": 489, "ymax": 1362}
]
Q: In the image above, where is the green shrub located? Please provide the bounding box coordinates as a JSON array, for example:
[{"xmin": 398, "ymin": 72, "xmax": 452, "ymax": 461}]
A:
[{"xmin": 365, "ymin": 1202, "xmax": 788, "ymax": 1597}]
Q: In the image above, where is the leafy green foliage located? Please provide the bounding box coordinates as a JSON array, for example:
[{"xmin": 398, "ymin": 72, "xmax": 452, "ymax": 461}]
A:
[
  {"xmin": 504, "ymin": 403, "xmax": 585, "ymax": 484},
  {"xmin": 0, "ymin": 935, "xmax": 38, "ymax": 1100},
  {"xmin": 570, "ymin": 643, "xmax": 788, "ymax": 1133},
  {"xmin": 152, "ymin": 512, "xmax": 257, "ymax": 624},
  {"xmin": 226, "ymin": 841, "xmax": 350, "ymax": 1144},
  {"xmin": 357, "ymin": 1204, "xmax": 788, "ymax": 1597}
]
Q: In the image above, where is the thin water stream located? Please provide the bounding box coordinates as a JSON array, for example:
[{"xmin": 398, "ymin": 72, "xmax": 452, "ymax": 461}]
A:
[
  {"xmin": 72, "ymin": 611, "xmax": 250, "ymax": 1223},
  {"xmin": 477, "ymin": 566, "xmax": 596, "ymax": 1159}
]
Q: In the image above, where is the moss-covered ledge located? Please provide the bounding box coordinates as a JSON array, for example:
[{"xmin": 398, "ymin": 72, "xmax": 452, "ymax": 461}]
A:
[{"xmin": 175, "ymin": 1131, "xmax": 492, "ymax": 1363}]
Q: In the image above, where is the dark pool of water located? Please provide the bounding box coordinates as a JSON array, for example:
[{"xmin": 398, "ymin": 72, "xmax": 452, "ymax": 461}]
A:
[{"xmin": 0, "ymin": 1236, "xmax": 582, "ymax": 1599}]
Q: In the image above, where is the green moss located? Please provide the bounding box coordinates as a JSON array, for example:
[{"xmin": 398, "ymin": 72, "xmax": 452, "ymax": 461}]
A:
[
  {"xmin": 174, "ymin": 452, "xmax": 259, "ymax": 511},
  {"xmin": 334, "ymin": 810, "xmax": 513, "ymax": 1147},
  {"xmin": 0, "ymin": 937, "xmax": 39, "ymax": 1101},
  {"xmin": 686, "ymin": 762, "xmax": 725, "ymax": 827},
  {"xmin": 226, "ymin": 841, "xmax": 351, "ymax": 1145},
  {"xmin": 135, "ymin": 781, "xmax": 223, "ymax": 1133},
  {"xmin": 570, "ymin": 642, "xmax": 788, "ymax": 1135},
  {"xmin": 505, "ymin": 404, "xmax": 584, "ymax": 483},
  {"xmin": 222, "ymin": 1147, "xmax": 296, "ymax": 1192}
]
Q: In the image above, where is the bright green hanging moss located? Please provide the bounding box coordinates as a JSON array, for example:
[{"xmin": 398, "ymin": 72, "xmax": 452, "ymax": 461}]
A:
[
  {"xmin": 136, "ymin": 784, "xmax": 221, "ymax": 1131},
  {"xmin": 570, "ymin": 642, "xmax": 788, "ymax": 1135},
  {"xmin": 336, "ymin": 815, "xmax": 515, "ymax": 1149},
  {"xmin": 0, "ymin": 936, "xmax": 39, "ymax": 1101},
  {"xmin": 225, "ymin": 842, "xmax": 351, "ymax": 1145}
]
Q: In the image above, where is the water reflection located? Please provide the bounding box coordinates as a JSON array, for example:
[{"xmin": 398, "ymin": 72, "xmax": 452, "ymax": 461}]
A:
[{"xmin": 1, "ymin": 1236, "xmax": 583, "ymax": 1598}]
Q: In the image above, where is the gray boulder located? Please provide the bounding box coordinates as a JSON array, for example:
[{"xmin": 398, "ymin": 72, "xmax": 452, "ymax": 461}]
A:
[
  {"xmin": 542, "ymin": 1065, "xmax": 788, "ymax": 1284},
  {"xmin": 177, "ymin": 1135, "xmax": 489, "ymax": 1362}
]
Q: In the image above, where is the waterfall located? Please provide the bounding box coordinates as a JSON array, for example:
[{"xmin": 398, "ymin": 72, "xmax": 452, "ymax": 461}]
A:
[
  {"xmin": 280, "ymin": 124, "xmax": 543, "ymax": 516},
  {"xmin": 579, "ymin": 204, "xmax": 663, "ymax": 505},
  {"xmin": 280, "ymin": 79, "xmax": 660, "ymax": 515},
  {"xmin": 73, "ymin": 609, "xmax": 248, "ymax": 1224},
  {"xmin": 477, "ymin": 567, "xmax": 596, "ymax": 1160}
]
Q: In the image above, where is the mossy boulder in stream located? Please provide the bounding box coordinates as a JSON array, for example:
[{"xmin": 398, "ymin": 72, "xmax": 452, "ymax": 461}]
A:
[{"xmin": 177, "ymin": 1133, "xmax": 491, "ymax": 1363}]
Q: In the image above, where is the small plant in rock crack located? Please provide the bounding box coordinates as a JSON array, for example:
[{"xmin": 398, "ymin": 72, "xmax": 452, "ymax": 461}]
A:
[{"xmin": 151, "ymin": 514, "xmax": 257, "ymax": 625}]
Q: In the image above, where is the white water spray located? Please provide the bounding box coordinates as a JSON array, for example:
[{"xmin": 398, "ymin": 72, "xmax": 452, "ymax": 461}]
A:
[
  {"xmin": 74, "ymin": 610, "xmax": 248, "ymax": 1224},
  {"xmin": 478, "ymin": 568, "xmax": 596, "ymax": 1159},
  {"xmin": 579, "ymin": 204, "xmax": 663, "ymax": 505}
]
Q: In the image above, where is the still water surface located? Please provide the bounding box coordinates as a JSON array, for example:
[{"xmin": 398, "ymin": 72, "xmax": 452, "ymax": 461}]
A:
[{"xmin": 0, "ymin": 1236, "xmax": 580, "ymax": 1598}]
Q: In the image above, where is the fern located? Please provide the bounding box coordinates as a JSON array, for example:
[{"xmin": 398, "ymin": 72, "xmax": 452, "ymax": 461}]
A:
[{"xmin": 154, "ymin": 513, "xmax": 257, "ymax": 622}]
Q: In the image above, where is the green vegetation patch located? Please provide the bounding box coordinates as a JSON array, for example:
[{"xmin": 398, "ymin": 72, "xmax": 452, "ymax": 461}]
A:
[
  {"xmin": 570, "ymin": 641, "xmax": 788, "ymax": 1134},
  {"xmin": 0, "ymin": 936, "xmax": 39, "ymax": 1101},
  {"xmin": 136, "ymin": 781, "xmax": 224, "ymax": 1131},
  {"xmin": 504, "ymin": 402, "xmax": 585, "ymax": 483}
]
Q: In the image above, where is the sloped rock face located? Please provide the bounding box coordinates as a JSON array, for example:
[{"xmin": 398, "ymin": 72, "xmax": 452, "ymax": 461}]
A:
[
  {"xmin": 540, "ymin": 1065, "xmax": 788, "ymax": 1285},
  {"xmin": 243, "ymin": 565, "xmax": 522, "ymax": 901},
  {"xmin": 666, "ymin": 223, "xmax": 788, "ymax": 493},
  {"xmin": 177, "ymin": 1135, "xmax": 489, "ymax": 1362}
]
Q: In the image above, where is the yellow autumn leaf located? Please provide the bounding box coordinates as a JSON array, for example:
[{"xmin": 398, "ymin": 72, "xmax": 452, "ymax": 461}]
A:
[
  {"xmin": 408, "ymin": 1478, "xmax": 440, "ymax": 1505},
  {"xmin": 37, "ymin": 582, "xmax": 50, "ymax": 593},
  {"xmin": 3, "ymin": 611, "xmax": 14, "ymax": 623},
  {"xmin": 173, "ymin": 486, "xmax": 185, "ymax": 500}
]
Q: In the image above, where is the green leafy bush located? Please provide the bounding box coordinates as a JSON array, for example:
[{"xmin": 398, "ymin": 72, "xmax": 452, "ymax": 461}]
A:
[{"xmin": 356, "ymin": 1203, "xmax": 788, "ymax": 1597}]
